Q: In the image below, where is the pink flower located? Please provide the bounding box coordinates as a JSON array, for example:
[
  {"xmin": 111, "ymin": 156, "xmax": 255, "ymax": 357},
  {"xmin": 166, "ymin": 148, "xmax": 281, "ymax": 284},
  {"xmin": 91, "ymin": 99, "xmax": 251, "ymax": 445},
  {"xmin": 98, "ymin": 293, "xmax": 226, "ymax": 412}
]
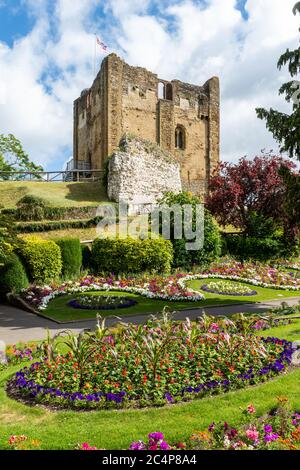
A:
[
  {"xmin": 80, "ymin": 442, "xmax": 98, "ymax": 451},
  {"xmin": 246, "ymin": 427, "xmax": 259, "ymax": 441},
  {"xmin": 209, "ymin": 323, "xmax": 220, "ymax": 332},
  {"xmin": 247, "ymin": 404, "xmax": 256, "ymax": 414}
]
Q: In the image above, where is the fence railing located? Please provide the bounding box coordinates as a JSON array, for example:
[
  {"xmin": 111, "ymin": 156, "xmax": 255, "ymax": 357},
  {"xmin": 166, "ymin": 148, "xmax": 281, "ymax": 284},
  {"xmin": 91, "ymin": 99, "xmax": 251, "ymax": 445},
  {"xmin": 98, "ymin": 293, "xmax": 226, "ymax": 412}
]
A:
[{"xmin": 0, "ymin": 170, "xmax": 105, "ymax": 182}]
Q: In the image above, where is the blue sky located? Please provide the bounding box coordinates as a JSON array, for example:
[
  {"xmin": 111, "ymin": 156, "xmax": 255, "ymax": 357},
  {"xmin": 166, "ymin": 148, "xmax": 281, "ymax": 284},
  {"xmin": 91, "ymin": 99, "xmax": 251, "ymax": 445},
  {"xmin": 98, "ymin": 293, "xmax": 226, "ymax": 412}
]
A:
[
  {"xmin": 0, "ymin": 0, "xmax": 298, "ymax": 170},
  {"xmin": 0, "ymin": 1, "xmax": 34, "ymax": 46}
]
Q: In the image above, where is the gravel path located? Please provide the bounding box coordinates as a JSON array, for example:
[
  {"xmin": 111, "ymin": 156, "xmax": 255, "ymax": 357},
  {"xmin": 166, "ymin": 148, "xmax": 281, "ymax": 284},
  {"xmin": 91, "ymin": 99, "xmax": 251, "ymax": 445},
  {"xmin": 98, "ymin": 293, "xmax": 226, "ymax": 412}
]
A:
[{"xmin": 1, "ymin": 297, "xmax": 299, "ymax": 344}]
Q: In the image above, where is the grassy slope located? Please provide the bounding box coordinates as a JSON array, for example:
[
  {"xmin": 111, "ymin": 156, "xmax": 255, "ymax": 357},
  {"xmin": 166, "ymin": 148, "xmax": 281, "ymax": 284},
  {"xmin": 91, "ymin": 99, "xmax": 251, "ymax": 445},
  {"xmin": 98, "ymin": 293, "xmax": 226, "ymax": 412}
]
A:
[
  {"xmin": 43, "ymin": 280, "xmax": 300, "ymax": 322},
  {"xmin": 0, "ymin": 181, "xmax": 108, "ymax": 208},
  {"xmin": 19, "ymin": 227, "xmax": 99, "ymax": 241},
  {"xmin": 0, "ymin": 320, "xmax": 300, "ymax": 450}
]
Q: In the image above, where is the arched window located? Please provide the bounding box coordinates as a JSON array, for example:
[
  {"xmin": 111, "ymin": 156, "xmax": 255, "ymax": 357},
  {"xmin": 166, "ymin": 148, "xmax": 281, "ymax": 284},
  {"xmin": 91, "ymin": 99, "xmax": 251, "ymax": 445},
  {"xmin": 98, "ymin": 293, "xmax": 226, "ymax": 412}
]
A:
[
  {"xmin": 158, "ymin": 82, "xmax": 165, "ymax": 99},
  {"xmin": 165, "ymin": 83, "xmax": 173, "ymax": 101},
  {"xmin": 175, "ymin": 125, "xmax": 185, "ymax": 150}
]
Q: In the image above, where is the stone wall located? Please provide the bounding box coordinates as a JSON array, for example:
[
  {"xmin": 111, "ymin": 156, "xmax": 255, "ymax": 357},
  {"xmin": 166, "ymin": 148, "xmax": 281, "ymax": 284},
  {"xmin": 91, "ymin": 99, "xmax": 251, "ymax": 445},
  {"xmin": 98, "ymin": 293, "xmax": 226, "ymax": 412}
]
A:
[
  {"xmin": 73, "ymin": 53, "xmax": 220, "ymax": 197},
  {"xmin": 107, "ymin": 136, "xmax": 182, "ymax": 213}
]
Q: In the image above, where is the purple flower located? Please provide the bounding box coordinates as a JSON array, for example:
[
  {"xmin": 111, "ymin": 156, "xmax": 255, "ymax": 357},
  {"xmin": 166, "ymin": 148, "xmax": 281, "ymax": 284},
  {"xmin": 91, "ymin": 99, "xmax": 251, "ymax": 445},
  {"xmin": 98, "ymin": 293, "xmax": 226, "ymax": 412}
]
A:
[
  {"xmin": 208, "ymin": 422, "xmax": 215, "ymax": 432},
  {"xmin": 160, "ymin": 441, "xmax": 170, "ymax": 450},
  {"xmin": 264, "ymin": 424, "xmax": 273, "ymax": 433},
  {"xmin": 264, "ymin": 433, "xmax": 279, "ymax": 443},
  {"xmin": 148, "ymin": 432, "xmax": 164, "ymax": 441},
  {"xmin": 165, "ymin": 393, "xmax": 173, "ymax": 403},
  {"xmin": 130, "ymin": 441, "xmax": 147, "ymax": 450}
]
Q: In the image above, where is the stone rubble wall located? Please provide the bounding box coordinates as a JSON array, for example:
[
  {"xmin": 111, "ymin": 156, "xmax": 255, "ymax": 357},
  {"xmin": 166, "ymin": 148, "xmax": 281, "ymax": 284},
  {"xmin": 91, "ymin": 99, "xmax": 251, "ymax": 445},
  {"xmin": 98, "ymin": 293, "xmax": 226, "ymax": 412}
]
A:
[{"xmin": 108, "ymin": 136, "xmax": 182, "ymax": 213}]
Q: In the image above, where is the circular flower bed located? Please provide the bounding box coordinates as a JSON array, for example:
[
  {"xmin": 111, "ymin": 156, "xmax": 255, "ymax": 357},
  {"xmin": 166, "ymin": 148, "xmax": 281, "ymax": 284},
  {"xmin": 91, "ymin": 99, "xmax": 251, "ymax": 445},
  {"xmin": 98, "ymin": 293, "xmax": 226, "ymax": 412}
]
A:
[
  {"xmin": 9, "ymin": 317, "xmax": 294, "ymax": 410},
  {"xmin": 20, "ymin": 260, "xmax": 299, "ymax": 313},
  {"xmin": 201, "ymin": 280, "xmax": 257, "ymax": 296},
  {"xmin": 68, "ymin": 295, "xmax": 137, "ymax": 311}
]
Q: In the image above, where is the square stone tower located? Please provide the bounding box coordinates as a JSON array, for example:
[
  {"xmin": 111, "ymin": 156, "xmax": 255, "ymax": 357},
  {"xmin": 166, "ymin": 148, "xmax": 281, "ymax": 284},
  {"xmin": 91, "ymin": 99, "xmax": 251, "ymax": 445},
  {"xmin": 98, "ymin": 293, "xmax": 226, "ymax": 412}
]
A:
[{"xmin": 73, "ymin": 53, "xmax": 220, "ymax": 195}]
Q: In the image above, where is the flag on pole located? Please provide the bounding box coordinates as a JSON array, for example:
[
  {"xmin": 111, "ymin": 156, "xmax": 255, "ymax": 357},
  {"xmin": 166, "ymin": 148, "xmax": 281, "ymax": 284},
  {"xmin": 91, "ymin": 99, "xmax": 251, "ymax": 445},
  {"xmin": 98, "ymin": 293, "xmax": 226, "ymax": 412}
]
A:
[{"xmin": 96, "ymin": 36, "xmax": 108, "ymax": 52}]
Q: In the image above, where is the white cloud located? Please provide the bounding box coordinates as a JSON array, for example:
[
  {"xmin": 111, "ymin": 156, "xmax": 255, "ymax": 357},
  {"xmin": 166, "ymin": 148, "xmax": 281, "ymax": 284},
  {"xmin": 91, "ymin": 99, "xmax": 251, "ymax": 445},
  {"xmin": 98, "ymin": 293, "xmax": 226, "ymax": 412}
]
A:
[{"xmin": 0, "ymin": 0, "xmax": 299, "ymax": 169}]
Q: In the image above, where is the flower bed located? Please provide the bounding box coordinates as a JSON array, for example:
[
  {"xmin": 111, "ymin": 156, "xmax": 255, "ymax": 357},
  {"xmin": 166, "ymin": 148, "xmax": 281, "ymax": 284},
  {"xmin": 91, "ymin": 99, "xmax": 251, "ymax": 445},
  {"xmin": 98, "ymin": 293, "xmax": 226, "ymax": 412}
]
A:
[
  {"xmin": 201, "ymin": 280, "xmax": 257, "ymax": 296},
  {"xmin": 21, "ymin": 274, "xmax": 204, "ymax": 312},
  {"xmin": 181, "ymin": 260, "xmax": 300, "ymax": 292},
  {"xmin": 68, "ymin": 295, "xmax": 137, "ymax": 311},
  {"xmin": 9, "ymin": 316, "xmax": 295, "ymax": 410},
  {"xmin": 19, "ymin": 260, "xmax": 299, "ymax": 313},
  {"xmin": 127, "ymin": 398, "xmax": 300, "ymax": 450}
]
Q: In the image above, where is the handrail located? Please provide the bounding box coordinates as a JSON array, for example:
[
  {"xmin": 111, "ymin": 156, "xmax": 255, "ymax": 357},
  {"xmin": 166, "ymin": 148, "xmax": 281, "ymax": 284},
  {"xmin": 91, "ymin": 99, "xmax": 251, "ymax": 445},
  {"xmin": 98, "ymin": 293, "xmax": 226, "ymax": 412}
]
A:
[{"xmin": 0, "ymin": 170, "xmax": 105, "ymax": 182}]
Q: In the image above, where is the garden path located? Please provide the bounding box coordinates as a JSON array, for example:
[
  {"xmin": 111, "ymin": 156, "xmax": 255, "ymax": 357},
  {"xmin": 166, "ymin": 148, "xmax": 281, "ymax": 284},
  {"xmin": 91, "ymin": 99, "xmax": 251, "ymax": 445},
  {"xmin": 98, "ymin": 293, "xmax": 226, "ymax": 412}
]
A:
[{"xmin": 0, "ymin": 297, "xmax": 300, "ymax": 344}]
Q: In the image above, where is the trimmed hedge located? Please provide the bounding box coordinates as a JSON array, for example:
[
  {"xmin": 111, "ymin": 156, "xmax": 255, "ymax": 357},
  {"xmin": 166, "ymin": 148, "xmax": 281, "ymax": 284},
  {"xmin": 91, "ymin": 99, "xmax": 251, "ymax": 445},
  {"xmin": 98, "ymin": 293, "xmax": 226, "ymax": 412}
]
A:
[
  {"xmin": 19, "ymin": 236, "xmax": 62, "ymax": 283},
  {"xmin": 15, "ymin": 216, "xmax": 103, "ymax": 233},
  {"xmin": 2, "ymin": 205, "xmax": 98, "ymax": 221},
  {"xmin": 54, "ymin": 238, "xmax": 82, "ymax": 277},
  {"xmin": 16, "ymin": 195, "xmax": 46, "ymax": 221},
  {"xmin": 0, "ymin": 253, "xmax": 29, "ymax": 297},
  {"xmin": 91, "ymin": 237, "xmax": 173, "ymax": 274}
]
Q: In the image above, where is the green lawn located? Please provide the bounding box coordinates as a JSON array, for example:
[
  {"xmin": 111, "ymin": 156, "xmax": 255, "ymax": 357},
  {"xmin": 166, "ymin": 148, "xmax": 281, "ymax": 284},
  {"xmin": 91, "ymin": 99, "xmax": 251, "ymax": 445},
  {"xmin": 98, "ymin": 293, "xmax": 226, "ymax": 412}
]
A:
[
  {"xmin": 41, "ymin": 279, "xmax": 300, "ymax": 322},
  {"xmin": 0, "ymin": 181, "xmax": 108, "ymax": 208},
  {"xmin": 43, "ymin": 291, "xmax": 219, "ymax": 322},
  {"xmin": 187, "ymin": 278, "xmax": 299, "ymax": 303},
  {"xmin": 0, "ymin": 320, "xmax": 300, "ymax": 449}
]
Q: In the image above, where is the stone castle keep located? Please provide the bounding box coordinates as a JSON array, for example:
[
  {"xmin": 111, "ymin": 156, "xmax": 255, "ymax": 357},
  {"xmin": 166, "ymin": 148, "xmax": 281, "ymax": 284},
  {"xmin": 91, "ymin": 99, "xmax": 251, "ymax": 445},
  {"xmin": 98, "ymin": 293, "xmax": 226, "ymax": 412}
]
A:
[{"xmin": 73, "ymin": 53, "xmax": 220, "ymax": 195}]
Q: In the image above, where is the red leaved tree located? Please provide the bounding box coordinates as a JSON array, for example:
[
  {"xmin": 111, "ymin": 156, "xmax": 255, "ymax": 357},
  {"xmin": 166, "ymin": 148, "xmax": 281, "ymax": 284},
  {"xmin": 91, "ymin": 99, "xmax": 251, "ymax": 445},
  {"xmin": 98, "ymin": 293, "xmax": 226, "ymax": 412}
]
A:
[{"xmin": 206, "ymin": 154, "xmax": 298, "ymax": 240}]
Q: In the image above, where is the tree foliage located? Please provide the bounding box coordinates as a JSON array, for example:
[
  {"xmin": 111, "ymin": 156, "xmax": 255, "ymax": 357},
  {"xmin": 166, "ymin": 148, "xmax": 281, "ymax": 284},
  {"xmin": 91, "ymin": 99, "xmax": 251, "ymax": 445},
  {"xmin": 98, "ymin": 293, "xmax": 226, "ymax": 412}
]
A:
[
  {"xmin": 206, "ymin": 154, "xmax": 298, "ymax": 242},
  {"xmin": 0, "ymin": 134, "xmax": 43, "ymax": 179},
  {"xmin": 256, "ymin": 4, "xmax": 300, "ymax": 160}
]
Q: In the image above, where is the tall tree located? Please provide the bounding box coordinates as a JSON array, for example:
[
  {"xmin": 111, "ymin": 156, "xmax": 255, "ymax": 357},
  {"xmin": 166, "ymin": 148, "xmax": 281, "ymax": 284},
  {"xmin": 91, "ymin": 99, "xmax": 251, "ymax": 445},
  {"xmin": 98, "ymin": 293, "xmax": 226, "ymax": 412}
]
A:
[
  {"xmin": 0, "ymin": 134, "xmax": 43, "ymax": 179},
  {"xmin": 256, "ymin": 4, "xmax": 300, "ymax": 160},
  {"xmin": 206, "ymin": 154, "xmax": 298, "ymax": 241}
]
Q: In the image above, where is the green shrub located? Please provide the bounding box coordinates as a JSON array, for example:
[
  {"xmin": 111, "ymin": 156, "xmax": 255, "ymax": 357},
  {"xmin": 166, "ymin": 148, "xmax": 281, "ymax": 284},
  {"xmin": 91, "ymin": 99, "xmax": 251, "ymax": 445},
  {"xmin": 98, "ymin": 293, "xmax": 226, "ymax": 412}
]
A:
[
  {"xmin": 16, "ymin": 195, "xmax": 46, "ymax": 221},
  {"xmin": 157, "ymin": 192, "xmax": 221, "ymax": 269},
  {"xmin": 0, "ymin": 253, "xmax": 29, "ymax": 297},
  {"xmin": 54, "ymin": 238, "xmax": 82, "ymax": 277},
  {"xmin": 81, "ymin": 244, "xmax": 92, "ymax": 270},
  {"xmin": 193, "ymin": 210, "xmax": 222, "ymax": 267},
  {"xmin": 19, "ymin": 236, "xmax": 62, "ymax": 283},
  {"xmin": 224, "ymin": 234, "xmax": 284, "ymax": 262},
  {"xmin": 91, "ymin": 237, "xmax": 173, "ymax": 274},
  {"xmin": 139, "ymin": 238, "xmax": 174, "ymax": 273},
  {"xmin": 2, "ymin": 205, "xmax": 98, "ymax": 222},
  {"xmin": 15, "ymin": 216, "xmax": 103, "ymax": 233}
]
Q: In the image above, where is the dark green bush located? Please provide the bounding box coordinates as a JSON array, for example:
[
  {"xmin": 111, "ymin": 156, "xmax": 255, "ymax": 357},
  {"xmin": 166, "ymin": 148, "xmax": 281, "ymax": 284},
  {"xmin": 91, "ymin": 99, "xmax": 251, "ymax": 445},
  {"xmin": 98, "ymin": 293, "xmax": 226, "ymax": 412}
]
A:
[
  {"xmin": 224, "ymin": 234, "xmax": 284, "ymax": 262},
  {"xmin": 91, "ymin": 237, "xmax": 173, "ymax": 274},
  {"xmin": 16, "ymin": 195, "xmax": 46, "ymax": 221},
  {"xmin": 15, "ymin": 216, "xmax": 103, "ymax": 233},
  {"xmin": 0, "ymin": 253, "xmax": 29, "ymax": 297},
  {"xmin": 54, "ymin": 238, "xmax": 82, "ymax": 277},
  {"xmin": 193, "ymin": 210, "xmax": 222, "ymax": 267},
  {"xmin": 2, "ymin": 205, "xmax": 98, "ymax": 222},
  {"xmin": 81, "ymin": 244, "xmax": 92, "ymax": 270},
  {"xmin": 157, "ymin": 192, "xmax": 221, "ymax": 269},
  {"xmin": 19, "ymin": 236, "xmax": 62, "ymax": 283}
]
